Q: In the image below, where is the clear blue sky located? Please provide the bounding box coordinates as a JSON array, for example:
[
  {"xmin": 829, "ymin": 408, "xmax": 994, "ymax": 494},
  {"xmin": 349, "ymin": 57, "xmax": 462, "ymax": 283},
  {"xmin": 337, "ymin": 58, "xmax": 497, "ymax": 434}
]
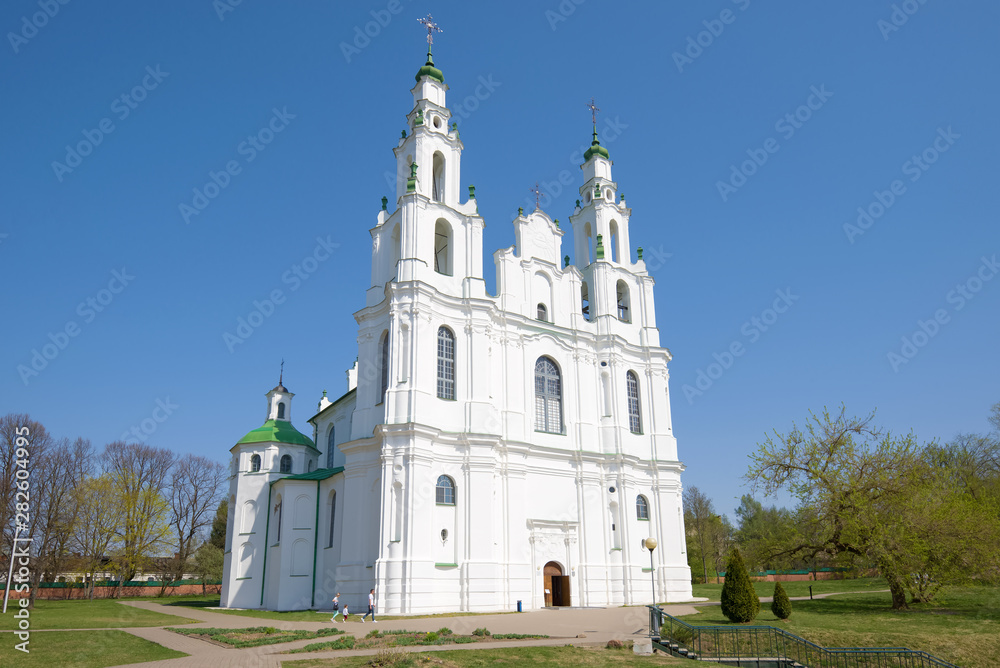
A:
[{"xmin": 2, "ymin": 1, "xmax": 998, "ymax": 520}]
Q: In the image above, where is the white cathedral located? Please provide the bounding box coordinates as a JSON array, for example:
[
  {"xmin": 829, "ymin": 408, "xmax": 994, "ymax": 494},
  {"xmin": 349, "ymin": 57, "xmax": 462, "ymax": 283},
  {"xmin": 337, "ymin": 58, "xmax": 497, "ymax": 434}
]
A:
[{"xmin": 221, "ymin": 41, "xmax": 693, "ymax": 613}]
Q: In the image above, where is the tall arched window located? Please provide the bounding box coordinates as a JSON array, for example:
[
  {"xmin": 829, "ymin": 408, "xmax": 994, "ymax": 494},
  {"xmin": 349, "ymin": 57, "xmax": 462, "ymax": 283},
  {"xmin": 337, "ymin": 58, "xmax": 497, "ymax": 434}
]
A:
[
  {"xmin": 626, "ymin": 371, "xmax": 642, "ymax": 434},
  {"xmin": 432, "ymin": 151, "xmax": 445, "ymax": 202},
  {"xmin": 280, "ymin": 454, "xmax": 292, "ymax": 474},
  {"xmin": 437, "ymin": 327, "xmax": 455, "ymax": 400},
  {"xmin": 636, "ymin": 494, "xmax": 650, "ymax": 520},
  {"xmin": 380, "ymin": 330, "xmax": 390, "ymax": 402},
  {"xmin": 581, "ymin": 282, "xmax": 591, "ymax": 321},
  {"xmin": 327, "ymin": 491, "xmax": 337, "ymax": 548},
  {"xmin": 534, "ymin": 356, "xmax": 563, "ymax": 434},
  {"xmin": 276, "ymin": 402, "xmax": 286, "ymax": 419},
  {"xmin": 327, "ymin": 426, "xmax": 336, "ymax": 468},
  {"xmin": 250, "ymin": 454, "xmax": 261, "ymax": 472},
  {"xmin": 536, "ymin": 303, "xmax": 548, "ymax": 321},
  {"xmin": 609, "ymin": 220, "xmax": 619, "ymax": 262},
  {"xmin": 434, "ymin": 219, "xmax": 452, "ymax": 275},
  {"xmin": 436, "ymin": 475, "xmax": 456, "ymax": 505},
  {"xmin": 616, "ymin": 280, "xmax": 631, "ymax": 322}
]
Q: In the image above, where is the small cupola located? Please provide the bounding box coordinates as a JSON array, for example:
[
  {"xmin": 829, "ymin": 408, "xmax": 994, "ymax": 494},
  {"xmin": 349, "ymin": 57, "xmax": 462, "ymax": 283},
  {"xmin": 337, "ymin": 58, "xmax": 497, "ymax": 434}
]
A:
[{"xmin": 266, "ymin": 364, "xmax": 293, "ymax": 422}]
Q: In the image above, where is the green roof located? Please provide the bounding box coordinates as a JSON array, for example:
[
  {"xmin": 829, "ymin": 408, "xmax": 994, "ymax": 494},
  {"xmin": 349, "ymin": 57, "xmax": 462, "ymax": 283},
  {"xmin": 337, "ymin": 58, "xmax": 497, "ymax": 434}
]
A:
[
  {"xmin": 236, "ymin": 419, "xmax": 317, "ymax": 451},
  {"xmin": 273, "ymin": 466, "xmax": 344, "ymax": 484},
  {"xmin": 415, "ymin": 49, "xmax": 444, "ymax": 83},
  {"xmin": 583, "ymin": 125, "xmax": 610, "ymax": 161}
]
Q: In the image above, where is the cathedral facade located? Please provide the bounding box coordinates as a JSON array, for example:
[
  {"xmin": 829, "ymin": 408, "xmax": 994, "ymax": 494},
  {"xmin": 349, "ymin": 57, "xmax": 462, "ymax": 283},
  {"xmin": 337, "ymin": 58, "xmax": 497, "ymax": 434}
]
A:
[{"xmin": 221, "ymin": 46, "xmax": 693, "ymax": 613}]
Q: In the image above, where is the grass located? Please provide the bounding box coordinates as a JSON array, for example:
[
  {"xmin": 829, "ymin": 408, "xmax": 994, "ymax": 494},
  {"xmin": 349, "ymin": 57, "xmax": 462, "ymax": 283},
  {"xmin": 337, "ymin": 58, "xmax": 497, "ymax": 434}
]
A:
[
  {"xmin": 0, "ymin": 630, "xmax": 186, "ymax": 667},
  {"xmin": 691, "ymin": 576, "xmax": 886, "ymax": 601},
  {"xmin": 0, "ymin": 598, "xmax": 200, "ymax": 630},
  {"xmin": 168, "ymin": 625, "xmax": 344, "ymax": 648},
  {"xmin": 676, "ymin": 584, "xmax": 1000, "ymax": 668},
  {"xmin": 283, "ymin": 645, "xmax": 689, "ymax": 667},
  {"xmin": 284, "ymin": 627, "xmax": 549, "ymax": 653}
]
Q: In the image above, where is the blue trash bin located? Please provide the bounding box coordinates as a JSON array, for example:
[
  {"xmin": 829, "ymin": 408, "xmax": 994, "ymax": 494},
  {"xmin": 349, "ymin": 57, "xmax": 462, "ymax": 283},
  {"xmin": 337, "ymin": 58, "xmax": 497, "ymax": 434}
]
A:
[{"xmin": 517, "ymin": 600, "xmax": 522, "ymax": 612}]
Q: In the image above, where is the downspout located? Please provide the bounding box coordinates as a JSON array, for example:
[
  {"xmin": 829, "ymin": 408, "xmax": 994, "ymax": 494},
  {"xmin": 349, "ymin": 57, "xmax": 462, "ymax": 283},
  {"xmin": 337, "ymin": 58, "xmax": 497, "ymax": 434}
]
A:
[
  {"xmin": 311, "ymin": 479, "xmax": 320, "ymax": 608},
  {"xmin": 260, "ymin": 482, "xmax": 273, "ymax": 607}
]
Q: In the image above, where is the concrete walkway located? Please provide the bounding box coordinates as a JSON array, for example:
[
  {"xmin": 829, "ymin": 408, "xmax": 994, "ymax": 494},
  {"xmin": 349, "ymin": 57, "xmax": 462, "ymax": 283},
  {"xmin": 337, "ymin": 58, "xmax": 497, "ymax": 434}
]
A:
[{"xmin": 101, "ymin": 601, "xmax": 702, "ymax": 667}]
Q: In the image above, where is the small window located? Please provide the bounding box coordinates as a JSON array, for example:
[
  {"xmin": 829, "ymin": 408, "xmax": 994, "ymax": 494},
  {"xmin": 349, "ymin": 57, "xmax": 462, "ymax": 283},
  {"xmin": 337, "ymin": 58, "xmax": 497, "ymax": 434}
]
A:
[
  {"xmin": 327, "ymin": 426, "xmax": 336, "ymax": 468},
  {"xmin": 616, "ymin": 280, "xmax": 630, "ymax": 322},
  {"xmin": 537, "ymin": 303, "xmax": 548, "ymax": 321},
  {"xmin": 637, "ymin": 495, "xmax": 650, "ymax": 520},
  {"xmin": 280, "ymin": 454, "xmax": 292, "ymax": 474},
  {"xmin": 436, "ymin": 475, "xmax": 455, "ymax": 505},
  {"xmin": 250, "ymin": 454, "xmax": 261, "ymax": 473},
  {"xmin": 627, "ymin": 371, "xmax": 642, "ymax": 434},
  {"xmin": 581, "ymin": 282, "xmax": 591, "ymax": 321},
  {"xmin": 327, "ymin": 491, "xmax": 337, "ymax": 548},
  {"xmin": 380, "ymin": 331, "xmax": 390, "ymax": 402},
  {"xmin": 277, "ymin": 402, "xmax": 286, "ymax": 420},
  {"xmin": 437, "ymin": 327, "xmax": 455, "ymax": 400},
  {"xmin": 274, "ymin": 500, "xmax": 282, "ymax": 540}
]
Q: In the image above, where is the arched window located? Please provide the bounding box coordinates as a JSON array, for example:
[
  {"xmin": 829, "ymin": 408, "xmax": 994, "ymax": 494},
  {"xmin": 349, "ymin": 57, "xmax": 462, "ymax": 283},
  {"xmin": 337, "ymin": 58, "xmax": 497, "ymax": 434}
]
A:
[
  {"xmin": 536, "ymin": 303, "xmax": 548, "ymax": 321},
  {"xmin": 276, "ymin": 402, "xmax": 286, "ymax": 420},
  {"xmin": 432, "ymin": 151, "xmax": 445, "ymax": 202},
  {"xmin": 327, "ymin": 491, "xmax": 337, "ymax": 548},
  {"xmin": 626, "ymin": 371, "xmax": 642, "ymax": 434},
  {"xmin": 327, "ymin": 426, "xmax": 336, "ymax": 468},
  {"xmin": 380, "ymin": 330, "xmax": 390, "ymax": 402},
  {"xmin": 637, "ymin": 495, "xmax": 650, "ymax": 520},
  {"xmin": 583, "ymin": 221, "xmax": 593, "ymax": 265},
  {"xmin": 534, "ymin": 356, "xmax": 563, "ymax": 434},
  {"xmin": 280, "ymin": 454, "xmax": 292, "ymax": 474},
  {"xmin": 250, "ymin": 454, "xmax": 261, "ymax": 472},
  {"xmin": 436, "ymin": 475, "xmax": 456, "ymax": 505},
  {"xmin": 581, "ymin": 282, "xmax": 591, "ymax": 321},
  {"xmin": 616, "ymin": 280, "xmax": 630, "ymax": 322},
  {"xmin": 609, "ymin": 220, "xmax": 619, "ymax": 262},
  {"xmin": 274, "ymin": 498, "xmax": 283, "ymax": 541},
  {"xmin": 434, "ymin": 219, "xmax": 452, "ymax": 275},
  {"xmin": 437, "ymin": 327, "xmax": 455, "ymax": 400}
]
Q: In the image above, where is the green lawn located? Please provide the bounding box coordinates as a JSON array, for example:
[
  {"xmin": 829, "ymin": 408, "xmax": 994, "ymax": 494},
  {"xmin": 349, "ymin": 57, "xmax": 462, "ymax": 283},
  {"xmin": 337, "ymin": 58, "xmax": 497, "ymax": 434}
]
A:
[
  {"xmin": 677, "ymin": 585, "xmax": 1000, "ymax": 668},
  {"xmin": 0, "ymin": 599, "xmax": 199, "ymax": 630},
  {"xmin": 691, "ymin": 576, "xmax": 886, "ymax": 601},
  {"xmin": 283, "ymin": 645, "xmax": 688, "ymax": 667},
  {"xmin": 0, "ymin": 630, "xmax": 186, "ymax": 667}
]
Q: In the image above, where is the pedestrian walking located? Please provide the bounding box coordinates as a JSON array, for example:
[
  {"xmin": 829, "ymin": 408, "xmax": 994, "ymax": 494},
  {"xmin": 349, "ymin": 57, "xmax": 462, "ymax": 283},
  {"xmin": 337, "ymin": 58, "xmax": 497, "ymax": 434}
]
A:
[
  {"xmin": 330, "ymin": 592, "xmax": 341, "ymax": 622},
  {"xmin": 361, "ymin": 588, "xmax": 377, "ymax": 623},
  {"xmin": 342, "ymin": 602, "xmax": 349, "ymax": 621}
]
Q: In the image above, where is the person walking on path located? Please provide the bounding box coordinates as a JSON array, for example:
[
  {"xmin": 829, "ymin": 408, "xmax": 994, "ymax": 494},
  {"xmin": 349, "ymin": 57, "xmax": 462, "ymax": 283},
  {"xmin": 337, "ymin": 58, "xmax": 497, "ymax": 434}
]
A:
[
  {"xmin": 361, "ymin": 588, "xmax": 377, "ymax": 623},
  {"xmin": 330, "ymin": 593, "xmax": 341, "ymax": 622},
  {"xmin": 341, "ymin": 602, "xmax": 349, "ymax": 622}
]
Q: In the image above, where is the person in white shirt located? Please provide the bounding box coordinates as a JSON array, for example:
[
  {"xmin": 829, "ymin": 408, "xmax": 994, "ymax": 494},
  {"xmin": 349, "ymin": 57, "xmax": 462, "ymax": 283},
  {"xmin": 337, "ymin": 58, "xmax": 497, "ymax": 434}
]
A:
[
  {"xmin": 361, "ymin": 588, "xmax": 377, "ymax": 622},
  {"xmin": 330, "ymin": 593, "xmax": 341, "ymax": 622}
]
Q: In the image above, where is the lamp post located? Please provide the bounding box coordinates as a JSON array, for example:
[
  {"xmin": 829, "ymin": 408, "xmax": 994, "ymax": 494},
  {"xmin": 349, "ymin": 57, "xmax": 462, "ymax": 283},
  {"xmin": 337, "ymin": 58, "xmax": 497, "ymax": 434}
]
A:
[{"xmin": 644, "ymin": 537, "xmax": 658, "ymax": 606}]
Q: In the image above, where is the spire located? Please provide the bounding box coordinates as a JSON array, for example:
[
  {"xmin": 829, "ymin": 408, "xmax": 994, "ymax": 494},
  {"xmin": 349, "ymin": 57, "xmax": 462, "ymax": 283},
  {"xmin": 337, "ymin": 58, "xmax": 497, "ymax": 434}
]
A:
[
  {"xmin": 272, "ymin": 359, "xmax": 287, "ymax": 393},
  {"xmin": 415, "ymin": 14, "xmax": 445, "ymax": 83},
  {"xmin": 583, "ymin": 98, "xmax": 610, "ymax": 161}
]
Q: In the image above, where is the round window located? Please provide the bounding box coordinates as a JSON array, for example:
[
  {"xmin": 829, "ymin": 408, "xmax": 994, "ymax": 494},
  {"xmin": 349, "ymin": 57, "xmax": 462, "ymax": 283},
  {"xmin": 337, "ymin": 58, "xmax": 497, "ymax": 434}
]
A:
[
  {"xmin": 440, "ymin": 529, "xmax": 448, "ymax": 541},
  {"xmin": 433, "ymin": 116, "xmax": 442, "ymax": 129}
]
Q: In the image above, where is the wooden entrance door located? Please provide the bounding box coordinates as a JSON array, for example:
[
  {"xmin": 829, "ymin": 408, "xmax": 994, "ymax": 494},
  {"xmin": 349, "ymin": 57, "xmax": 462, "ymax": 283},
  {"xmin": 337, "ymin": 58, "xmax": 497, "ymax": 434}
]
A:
[{"xmin": 543, "ymin": 561, "xmax": 562, "ymax": 607}]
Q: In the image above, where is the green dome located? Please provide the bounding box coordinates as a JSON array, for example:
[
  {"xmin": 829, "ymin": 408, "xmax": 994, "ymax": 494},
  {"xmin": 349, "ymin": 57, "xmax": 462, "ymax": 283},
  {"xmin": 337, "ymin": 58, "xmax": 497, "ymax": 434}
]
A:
[
  {"xmin": 236, "ymin": 419, "xmax": 317, "ymax": 451},
  {"xmin": 583, "ymin": 126, "xmax": 609, "ymax": 161},
  {"xmin": 415, "ymin": 50, "xmax": 444, "ymax": 83}
]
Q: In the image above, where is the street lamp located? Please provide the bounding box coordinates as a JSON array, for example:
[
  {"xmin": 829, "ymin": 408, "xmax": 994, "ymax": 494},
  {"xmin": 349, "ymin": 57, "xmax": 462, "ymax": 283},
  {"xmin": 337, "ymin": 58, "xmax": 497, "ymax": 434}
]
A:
[{"xmin": 644, "ymin": 537, "xmax": 658, "ymax": 606}]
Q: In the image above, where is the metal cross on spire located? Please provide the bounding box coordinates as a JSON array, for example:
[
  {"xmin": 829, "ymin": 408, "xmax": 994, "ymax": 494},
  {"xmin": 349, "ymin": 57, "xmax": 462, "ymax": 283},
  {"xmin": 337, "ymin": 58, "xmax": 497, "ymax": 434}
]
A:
[
  {"xmin": 279, "ymin": 359, "xmax": 284, "ymax": 386},
  {"xmin": 418, "ymin": 14, "xmax": 442, "ymax": 44},
  {"xmin": 531, "ymin": 182, "xmax": 543, "ymax": 209},
  {"xmin": 587, "ymin": 97, "xmax": 600, "ymax": 125}
]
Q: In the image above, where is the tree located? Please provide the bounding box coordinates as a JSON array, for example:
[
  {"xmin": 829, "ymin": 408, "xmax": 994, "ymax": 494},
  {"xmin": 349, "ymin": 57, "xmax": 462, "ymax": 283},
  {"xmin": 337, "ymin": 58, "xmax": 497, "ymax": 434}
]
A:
[
  {"xmin": 209, "ymin": 498, "xmax": 229, "ymax": 551},
  {"xmin": 159, "ymin": 455, "xmax": 226, "ymax": 595},
  {"xmin": 709, "ymin": 515, "xmax": 735, "ymax": 584},
  {"xmin": 770, "ymin": 581, "xmax": 792, "ymax": 620},
  {"xmin": 720, "ymin": 548, "xmax": 759, "ymax": 623},
  {"xmin": 192, "ymin": 541, "xmax": 224, "ymax": 595},
  {"xmin": 0, "ymin": 414, "xmax": 53, "ymax": 586},
  {"xmin": 734, "ymin": 496, "xmax": 799, "ymax": 573},
  {"xmin": 683, "ymin": 486, "xmax": 715, "ymax": 583},
  {"xmin": 747, "ymin": 406, "xmax": 1000, "ymax": 610},
  {"xmin": 103, "ymin": 442, "xmax": 174, "ymax": 596},
  {"xmin": 71, "ymin": 475, "xmax": 123, "ymax": 600}
]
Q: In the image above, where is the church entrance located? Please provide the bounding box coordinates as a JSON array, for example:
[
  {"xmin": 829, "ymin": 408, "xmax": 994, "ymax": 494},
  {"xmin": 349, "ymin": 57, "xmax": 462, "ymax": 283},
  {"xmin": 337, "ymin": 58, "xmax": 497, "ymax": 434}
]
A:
[{"xmin": 543, "ymin": 561, "xmax": 571, "ymax": 607}]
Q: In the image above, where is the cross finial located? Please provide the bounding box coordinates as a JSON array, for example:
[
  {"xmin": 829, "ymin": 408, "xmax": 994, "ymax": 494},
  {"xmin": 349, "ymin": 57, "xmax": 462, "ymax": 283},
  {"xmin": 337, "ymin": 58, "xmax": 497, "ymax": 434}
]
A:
[
  {"xmin": 279, "ymin": 359, "xmax": 284, "ymax": 386},
  {"xmin": 587, "ymin": 97, "xmax": 600, "ymax": 125},
  {"xmin": 418, "ymin": 14, "xmax": 442, "ymax": 45},
  {"xmin": 530, "ymin": 182, "xmax": 543, "ymax": 209}
]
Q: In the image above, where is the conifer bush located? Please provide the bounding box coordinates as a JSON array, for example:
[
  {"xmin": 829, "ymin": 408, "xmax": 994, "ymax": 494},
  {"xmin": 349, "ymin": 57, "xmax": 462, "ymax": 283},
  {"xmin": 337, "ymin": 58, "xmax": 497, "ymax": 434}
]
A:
[
  {"xmin": 720, "ymin": 548, "xmax": 759, "ymax": 623},
  {"xmin": 771, "ymin": 581, "xmax": 792, "ymax": 620}
]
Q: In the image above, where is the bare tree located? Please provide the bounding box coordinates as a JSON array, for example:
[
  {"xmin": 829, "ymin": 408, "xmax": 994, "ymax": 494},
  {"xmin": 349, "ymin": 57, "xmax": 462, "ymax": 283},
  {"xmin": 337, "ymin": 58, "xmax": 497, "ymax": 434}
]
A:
[
  {"xmin": 683, "ymin": 486, "xmax": 715, "ymax": 584},
  {"xmin": 102, "ymin": 442, "xmax": 174, "ymax": 596},
  {"xmin": 72, "ymin": 475, "xmax": 123, "ymax": 600},
  {"xmin": 158, "ymin": 454, "xmax": 226, "ymax": 595}
]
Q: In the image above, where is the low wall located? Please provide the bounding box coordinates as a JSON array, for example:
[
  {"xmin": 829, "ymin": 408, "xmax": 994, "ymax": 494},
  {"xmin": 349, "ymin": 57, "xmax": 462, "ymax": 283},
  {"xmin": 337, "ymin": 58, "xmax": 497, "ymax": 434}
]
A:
[{"xmin": 7, "ymin": 582, "xmax": 222, "ymax": 600}]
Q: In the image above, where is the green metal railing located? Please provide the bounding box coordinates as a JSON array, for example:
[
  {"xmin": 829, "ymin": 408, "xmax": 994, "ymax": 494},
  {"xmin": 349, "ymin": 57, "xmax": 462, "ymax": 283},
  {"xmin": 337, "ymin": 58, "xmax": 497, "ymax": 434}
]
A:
[{"xmin": 648, "ymin": 607, "xmax": 959, "ymax": 668}]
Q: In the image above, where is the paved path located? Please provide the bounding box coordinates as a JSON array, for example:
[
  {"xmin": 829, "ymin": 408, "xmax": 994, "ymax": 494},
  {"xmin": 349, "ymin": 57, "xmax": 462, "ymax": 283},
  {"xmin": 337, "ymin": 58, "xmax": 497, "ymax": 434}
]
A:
[{"xmin": 100, "ymin": 601, "xmax": 702, "ymax": 667}]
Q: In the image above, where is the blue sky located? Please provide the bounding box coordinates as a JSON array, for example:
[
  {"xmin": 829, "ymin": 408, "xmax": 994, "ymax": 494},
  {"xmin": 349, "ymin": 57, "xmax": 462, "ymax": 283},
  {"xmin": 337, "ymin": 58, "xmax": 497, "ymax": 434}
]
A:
[{"xmin": 2, "ymin": 1, "xmax": 998, "ymax": 520}]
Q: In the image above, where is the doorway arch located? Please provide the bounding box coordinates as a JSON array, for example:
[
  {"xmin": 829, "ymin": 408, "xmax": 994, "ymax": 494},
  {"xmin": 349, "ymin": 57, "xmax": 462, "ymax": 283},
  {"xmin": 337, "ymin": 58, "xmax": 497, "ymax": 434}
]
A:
[{"xmin": 543, "ymin": 561, "xmax": 571, "ymax": 607}]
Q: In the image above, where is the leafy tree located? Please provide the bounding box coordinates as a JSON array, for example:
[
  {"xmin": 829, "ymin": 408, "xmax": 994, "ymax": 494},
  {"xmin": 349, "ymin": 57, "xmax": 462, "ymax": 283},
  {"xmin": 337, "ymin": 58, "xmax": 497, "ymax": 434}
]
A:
[
  {"xmin": 683, "ymin": 486, "xmax": 715, "ymax": 583},
  {"xmin": 209, "ymin": 498, "xmax": 229, "ymax": 550},
  {"xmin": 192, "ymin": 541, "xmax": 224, "ymax": 594},
  {"xmin": 72, "ymin": 475, "xmax": 123, "ymax": 600},
  {"xmin": 734, "ymin": 496, "xmax": 799, "ymax": 573},
  {"xmin": 770, "ymin": 581, "xmax": 792, "ymax": 620},
  {"xmin": 720, "ymin": 548, "xmax": 759, "ymax": 623}
]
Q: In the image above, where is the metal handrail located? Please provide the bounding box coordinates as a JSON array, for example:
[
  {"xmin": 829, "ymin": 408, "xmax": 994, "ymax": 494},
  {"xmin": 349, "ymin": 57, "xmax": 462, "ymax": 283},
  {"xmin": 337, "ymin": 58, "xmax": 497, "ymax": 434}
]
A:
[{"xmin": 648, "ymin": 606, "xmax": 959, "ymax": 667}]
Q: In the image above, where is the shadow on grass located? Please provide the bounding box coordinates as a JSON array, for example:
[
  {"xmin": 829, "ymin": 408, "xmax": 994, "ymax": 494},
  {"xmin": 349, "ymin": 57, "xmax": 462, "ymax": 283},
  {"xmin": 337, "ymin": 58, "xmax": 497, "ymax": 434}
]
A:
[{"xmin": 159, "ymin": 598, "xmax": 222, "ymax": 608}]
